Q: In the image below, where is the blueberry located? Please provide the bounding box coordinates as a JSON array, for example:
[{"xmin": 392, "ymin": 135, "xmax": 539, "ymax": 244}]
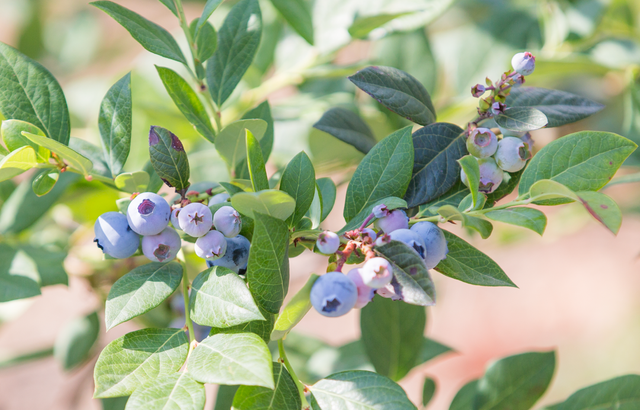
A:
[
  {"xmin": 361, "ymin": 228, "xmax": 377, "ymax": 244},
  {"xmin": 170, "ymin": 208, "xmax": 182, "ymax": 231},
  {"xmin": 178, "ymin": 203, "xmax": 213, "ymax": 238},
  {"xmin": 467, "ymin": 128, "xmax": 498, "ymax": 158},
  {"xmin": 511, "ymin": 51, "xmax": 536, "ymax": 76},
  {"xmin": 374, "ymin": 209, "xmax": 408, "ymax": 234},
  {"xmin": 372, "ymin": 204, "xmax": 389, "ymax": 218},
  {"xmin": 213, "ymin": 206, "xmax": 242, "ymax": 238},
  {"xmin": 346, "ymin": 268, "xmax": 374, "ymax": 309},
  {"xmin": 461, "ymin": 157, "xmax": 503, "ymax": 194},
  {"xmin": 208, "ymin": 192, "xmax": 230, "ymax": 205},
  {"xmin": 360, "ymin": 257, "xmax": 393, "ymax": 289},
  {"xmin": 316, "ymin": 231, "xmax": 340, "ymax": 254},
  {"xmin": 205, "ymin": 235, "xmax": 250, "ymax": 273},
  {"xmin": 410, "ymin": 222, "xmax": 448, "ymax": 270},
  {"xmin": 471, "ymin": 84, "xmax": 486, "ymax": 97},
  {"xmin": 388, "ymin": 229, "xmax": 427, "ymax": 260},
  {"xmin": 195, "ymin": 230, "xmax": 227, "ymax": 260},
  {"xmin": 127, "ymin": 192, "xmax": 171, "ymax": 236},
  {"xmin": 495, "ymin": 137, "xmax": 532, "ymax": 172},
  {"xmin": 94, "ymin": 212, "xmax": 140, "ymax": 259},
  {"xmin": 310, "ymin": 271, "xmax": 358, "ymax": 317},
  {"xmin": 141, "ymin": 227, "xmax": 181, "ymax": 262}
]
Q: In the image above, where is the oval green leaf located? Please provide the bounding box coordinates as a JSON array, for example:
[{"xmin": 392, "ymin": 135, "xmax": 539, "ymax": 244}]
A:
[
  {"xmin": 126, "ymin": 372, "xmax": 205, "ymax": 410},
  {"xmin": 231, "ymin": 189, "xmax": 295, "ymax": 221},
  {"xmin": 313, "ymin": 107, "xmax": 377, "ymax": 154},
  {"xmin": 280, "ymin": 151, "xmax": 316, "ymax": 227},
  {"xmin": 99, "ymin": 72, "xmax": 132, "ymax": 176},
  {"xmin": 494, "ymin": 107, "xmax": 548, "ymax": 132},
  {"xmin": 0, "ymin": 145, "xmax": 37, "ymax": 182},
  {"xmin": 232, "ymin": 362, "xmax": 301, "ymax": 410},
  {"xmin": 148, "ymin": 126, "xmax": 190, "ymax": 191},
  {"xmin": 22, "ymin": 131, "xmax": 93, "ymax": 176},
  {"xmin": 54, "ymin": 311, "xmax": 100, "ymax": 371}
]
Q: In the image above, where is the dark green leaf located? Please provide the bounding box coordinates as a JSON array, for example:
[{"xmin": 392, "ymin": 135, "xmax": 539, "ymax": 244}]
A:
[
  {"xmin": 344, "ymin": 126, "xmax": 413, "ymax": 222},
  {"xmin": 576, "ymin": 191, "xmax": 622, "ymax": 234},
  {"xmin": 423, "ymin": 378, "xmax": 436, "ymax": 407},
  {"xmin": 101, "ymin": 396, "xmax": 128, "ymax": 410},
  {"xmin": 148, "ymin": 126, "xmax": 190, "ymax": 191},
  {"xmin": 99, "ymin": 72, "xmax": 132, "ymax": 176},
  {"xmin": 206, "ymin": 0, "xmax": 262, "ymax": 106},
  {"xmin": 280, "ymin": 151, "xmax": 316, "ymax": 227},
  {"xmin": 449, "ymin": 380, "xmax": 478, "ymax": 410},
  {"xmin": 458, "ymin": 155, "xmax": 480, "ymax": 210},
  {"xmin": 435, "ymin": 231, "xmax": 516, "ymax": 287},
  {"xmin": 191, "ymin": 20, "xmax": 217, "ymax": 62},
  {"xmin": 69, "ymin": 138, "xmax": 111, "ymax": 178},
  {"xmin": 242, "ymin": 101, "xmax": 274, "ymax": 162},
  {"xmin": 485, "ymin": 208, "xmax": 547, "ymax": 235},
  {"xmin": 270, "ymin": 0, "xmax": 313, "ymax": 44},
  {"xmin": 246, "ymin": 129, "xmax": 269, "ymax": 191},
  {"xmin": 32, "ymin": 168, "xmax": 59, "ymax": 196},
  {"xmin": 126, "ymin": 372, "xmax": 205, "ymax": 410},
  {"xmin": 91, "ymin": 1, "xmax": 187, "ymax": 64},
  {"xmin": 313, "ymin": 107, "xmax": 377, "ymax": 154},
  {"xmin": 0, "ymin": 42, "xmax": 70, "ymax": 145},
  {"xmin": 214, "ymin": 385, "xmax": 238, "ymax": 410},
  {"xmin": 317, "ymin": 177, "xmax": 336, "ymax": 222},
  {"xmin": 0, "ymin": 244, "xmax": 40, "ymax": 302},
  {"xmin": 232, "ymin": 362, "xmax": 301, "ymax": 409},
  {"xmin": 20, "ymin": 245, "xmax": 67, "ymax": 287},
  {"xmin": 272, "ymin": 274, "xmax": 319, "ymax": 340},
  {"xmin": 556, "ymin": 374, "xmax": 640, "ymax": 410},
  {"xmin": 349, "ymin": 66, "xmax": 436, "ymax": 126},
  {"xmin": 157, "ymin": 0, "xmax": 177, "ymax": 16},
  {"xmin": 1, "ymin": 120, "xmax": 49, "ymax": 162},
  {"xmin": 54, "ymin": 311, "xmax": 100, "ymax": 370},
  {"xmin": 197, "ymin": 0, "xmax": 224, "ymax": 34},
  {"xmin": 418, "ymin": 179, "xmax": 469, "ymax": 217},
  {"xmin": 463, "ymin": 215, "xmax": 493, "ymax": 239},
  {"xmin": 494, "ymin": 107, "xmax": 548, "ymax": 132}
]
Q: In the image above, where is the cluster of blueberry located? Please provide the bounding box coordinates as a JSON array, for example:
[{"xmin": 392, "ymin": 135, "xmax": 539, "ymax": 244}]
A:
[
  {"xmin": 310, "ymin": 205, "xmax": 448, "ymax": 317},
  {"xmin": 462, "ymin": 52, "xmax": 537, "ymax": 194},
  {"xmin": 94, "ymin": 192, "xmax": 249, "ymax": 273}
]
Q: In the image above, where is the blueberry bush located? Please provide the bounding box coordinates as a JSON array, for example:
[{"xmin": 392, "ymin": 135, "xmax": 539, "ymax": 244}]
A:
[{"xmin": 2, "ymin": 0, "xmax": 640, "ymax": 409}]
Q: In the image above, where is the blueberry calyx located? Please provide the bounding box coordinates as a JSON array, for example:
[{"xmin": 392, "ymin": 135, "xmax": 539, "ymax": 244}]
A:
[{"xmin": 138, "ymin": 199, "xmax": 156, "ymax": 215}]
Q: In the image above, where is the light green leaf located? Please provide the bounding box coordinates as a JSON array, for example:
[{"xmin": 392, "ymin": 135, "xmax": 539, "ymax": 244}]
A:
[
  {"xmin": 280, "ymin": 151, "xmax": 316, "ymax": 227},
  {"xmin": 215, "ymin": 119, "xmax": 267, "ymax": 172},
  {"xmin": 105, "ymin": 262, "xmax": 182, "ymax": 331},
  {"xmin": 114, "ymin": 171, "xmax": 150, "ymax": 194},
  {"xmin": 458, "ymin": 155, "xmax": 480, "ymax": 211},
  {"xmin": 231, "ymin": 190, "xmax": 295, "ymax": 221},
  {"xmin": 0, "ymin": 244, "xmax": 40, "ymax": 302},
  {"xmin": 494, "ymin": 107, "xmax": 548, "ymax": 132},
  {"xmin": 361, "ymin": 296, "xmax": 426, "ymax": 381},
  {"xmin": 99, "ymin": 72, "xmax": 132, "ymax": 176},
  {"xmin": 0, "ymin": 145, "xmax": 37, "ymax": 182},
  {"xmin": 214, "ymin": 385, "xmax": 238, "ymax": 410},
  {"xmin": 94, "ymin": 328, "xmax": 189, "ymax": 398},
  {"xmin": 156, "ymin": 66, "xmax": 215, "ymax": 143},
  {"xmin": 306, "ymin": 183, "xmax": 322, "ymax": 229},
  {"xmin": 317, "ymin": 177, "xmax": 336, "ymax": 222},
  {"xmin": 0, "ymin": 42, "xmax": 70, "ymax": 145},
  {"xmin": 271, "ymin": 274, "xmax": 319, "ymax": 340},
  {"xmin": 340, "ymin": 196, "xmax": 407, "ymax": 234},
  {"xmin": 187, "ymin": 333, "xmax": 274, "ymax": 388},
  {"xmin": 485, "ymin": 208, "xmax": 547, "ymax": 235},
  {"xmin": 246, "ymin": 129, "xmax": 269, "ymax": 192},
  {"xmin": 437, "ymin": 204, "xmax": 464, "ymax": 222},
  {"xmin": 528, "ymin": 179, "xmax": 579, "ymax": 203},
  {"xmin": 232, "ymin": 362, "xmax": 301, "ymax": 409},
  {"xmin": 125, "ymin": 372, "xmax": 205, "ymax": 410},
  {"xmin": 556, "ymin": 374, "xmax": 640, "ymax": 410},
  {"xmin": 54, "ymin": 311, "xmax": 100, "ymax": 370},
  {"xmin": 576, "ymin": 191, "xmax": 622, "ymax": 234},
  {"xmin": 190, "ymin": 266, "xmax": 264, "ymax": 328},
  {"xmin": 148, "ymin": 126, "xmax": 190, "ymax": 191},
  {"xmin": 313, "ymin": 107, "xmax": 376, "ymax": 155},
  {"xmin": 1, "ymin": 120, "xmax": 49, "ymax": 162},
  {"xmin": 463, "ymin": 214, "xmax": 493, "ymax": 239},
  {"xmin": 22, "ymin": 131, "xmax": 93, "ymax": 176},
  {"xmin": 91, "ymin": 1, "xmax": 187, "ymax": 64},
  {"xmin": 241, "ymin": 101, "xmax": 274, "ymax": 165},
  {"xmin": 270, "ymin": 0, "xmax": 313, "ymax": 44},
  {"xmin": 20, "ymin": 244, "xmax": 67, "ymax": 287},
  {"xmin": 209, "ymin": 305, "xmax": 275, "ymax": 344},
  {"xmin": 196, "ymin": 0, "xmax": 224, "ymax": 35},
  {"xmin": 190, "ymin": 20, "xmax": 218, "ymax": 63},
  {"xmin": 32, "ymin": 168, "xmax": 59, "ymax": 196},
  {"xmin": 344, "ymin": 126, "xmax": 414, "ymax": 222},
  {"xmin": 349, "ymin": 12, "xmax": 412, "ymax": 39}
]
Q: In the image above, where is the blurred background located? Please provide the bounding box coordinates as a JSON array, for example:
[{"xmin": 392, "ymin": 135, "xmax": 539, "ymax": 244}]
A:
[{"xmin": 1, "ymin": 0, "xmax": 640, "ymax": 409}]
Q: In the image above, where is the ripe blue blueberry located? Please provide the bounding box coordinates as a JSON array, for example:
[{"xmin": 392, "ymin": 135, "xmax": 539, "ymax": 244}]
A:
[
  {"xmin": 388, "ymin": 229, "xmax": 427, "ymax": 260},
  {"xmin": 171, "ymin": 208, "xmax": 182, "ymax": 230},
  {"xmin": 495, "ymin": 137, "xmax": 532, "ymax": 172},
  {"xmin": 374, "ymin": 209, "xmax": 409, "ymax": 233},
  {"xmin": 94, "ymin": 212, "xmax": 140, "ymax": 259},
  {"xmin": 178, "ymin": 203, "xmax": 213, "ymax": 238},
  {"xmin": 316, "ymin": 231, "xmax": 340, "ymax": 254},
  {"xmin": 206, "ymin": 235, "xmax": 251, "ymax": 273},
  {"xmin": 511, "ymin": 51, "xmax": 536, "ymax": 76},
  {"xmin": 127, "ymin": 192, "xmax": 171, "ymax": 236},
  {"xmin": 467, "ymin": 128, "xmax": 498, "ymax": 158},
  {"xmin": 410, "ymin": 222, "xmax": 449, "ymax": 270},
  {"xmin": 310, "ymin": 271, "xmax": 358, "ymax": 317},
  {"xmin": 461, "ymin": 157, "xmax": 503, "ymax": 194},
  {"xmin": 213, "ymin": 206, "xmax": 242, "ymax": 238},
  {"xmin": 361, "ymin": 257, "xmax": 393, "ymax": 289},
  {"xmin": 141, "ymin": 227, "xmax": 181, "ymax": 262},
  {"xmin": 208, "ymin": 192, "xmax": 230, "ymax": 205},
  {"xmin": 195, "ymin": 230, "xmax": 227, "ymax": 260},
  {"xmin": 346, "ymin": 268, "xmax": 374, "ymax": 309}
]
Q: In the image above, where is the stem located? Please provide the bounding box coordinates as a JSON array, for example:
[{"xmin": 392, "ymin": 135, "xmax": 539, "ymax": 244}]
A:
[
  {"xmin": 173, "ymin": 0, "xmax": 204, "ymax": 87},
  {"xmin": 179, "ymin": 253, "xmax": 196, "ymax": 344},
  {"xmin": 408, "ymin": 215, "xmax": 443, "ymax": 225},
  {"xmin": 359, "ymin": 212, "xmax": 376, "ymax": 231},
  {"xmin": 278, "ymin": 339, "xmax": 309, "ymax": 409}
]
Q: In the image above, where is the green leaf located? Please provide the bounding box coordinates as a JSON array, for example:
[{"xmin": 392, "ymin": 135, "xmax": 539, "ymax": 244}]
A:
[
  {"xmin": 1, "ymin": 120, "xmax": 49, "ymax": 162},
  {"xmin": 340, "ymin": 196, "xmax": 407, "ymax": 234},
  {"xmin": 272, "ymin": 274, "xmax": 319, "ymax": 340},
  {"xmin": 360, "ymin": 296, "xmax": 426, "ymax": 381},
  {"xmin": 206, "ymin": 0, "xmax": 262, "ymax": 106},
  {"xmin": 190, "ymin": 266, "xmax": 265, "ymax": 328},
  {"xmin": 576, "ymin": 191, "xmax": 622, "ymax": 234},
  {"xmin": 422, "ymin": 378, "xmax": 436, "ymax": 407},
  {"xmin": 437, "ymin": 205, "xmax": 463, "ymax": 222},
  {"xmin": 114, "ymin": 171, "xmax": 150, "ymax": 194},
  {"xmin": 69, "ymin": 138, "xmax": 111, "ymax": 178},
  {"xmin": 99, "ymin": 72, "xmax": 132, "ymax": 176},
  {"xmin": 528, "ymin": 179, "xmax": 579, "ymax": 203},
  {"xmin": 405, "ymin": 123, "xmax": 466, "ymax": 208},
  {"xmin": 215, "ymin": 119, "xmax": 267, "ymax": 171},
  {"xmin": 457, "ymin": 193, "xmax": 486, "ymax": 213},
  {"xmin": 102, "ymin": 397, "xmax": 129, "ymax": 410},
  {"xmin": 20, "ymin": 245, "xmax": 67, "ymax": 287},
  {"xmin": 246, "ymin": 212, "xmax": 290, "ymax": 314},
  {"xmin": 156, "ymin": 66, "xmax": 215, "ymax": 143},
  {"xmin": 494, "ymin": 107, "xmax": 548, "ymax": 132},
  {"xmin": 435, "ymin": 231, "xmax": 516, "ymax": 287},
  {"xmin": 93, "ymin": 328, "xmax": 189, "ymax": 398},
  {"xmin": 190, "ymin": 20, "xmax": 218, "ymax": 62},
  {"xmin": 214, "ymin": 385, "xmax": 238, "ymax": 410},
  {"xmin": 22, "ymin": 132, "xmax": 93, "ymax": 176},
  {"xmin": 348, "ymin": 13, "xmax": 412, "ymax": 39},
  {"xmin": 485, "ymin": 208, "xmax": 547, "ymax": 235},
  {"xmin": 196, "ymin": 0, "xmax": 224, "ymax": 35},
  {"xmin": 317, "ymin": 177, "xmax": 336, "ymax": 222},
  {"xmin": 126, "ymin": 372, "xmax": 205, "ymax": 410},
  {"xmin": 32, "ymin": 168, "xmax": 59, "ymax": 196},
  {"xmin": 485, "ymin": 168, "xmax": 523, "ymax": 206},
  {"xmin": 375, "ymin": 241, "xmax": 436, "ymax": 306},
  {"xmin": 0, "ymin": 244, "xmax": 40, "ymax": 302},
  {"xmin": 270, "ymin": 0, "xmax": 313, "ymax": 44},
  {"xmin": 506, "ymin": 87, "xmax": 604, "ymax": 128},
  {"xmin": 209, "ymin": 305, "xmax": 275, "ymax": 344},
  {"xmin": 54, "ymin": 311, "xmax": 100, "ymax": 370},
  {"xmin": 231, "ymin": 190, "xmax": 295, "ymax": 221},
  {"xmin": 187, "ymin": 332, "xmax": 274, "ymax": 388},
  {"xmin": 310, "ymin": 371, "xmax": 417, "ymax": 410},
  {"xmin": 417, "ymin": 338, "xmax": 452, "ymax": 366},
  {"xmin": 0, "ymin": 145, "xmax": 37, "ymax": 182},
  {"xmin": 307, "ymin": 184, "xmax": 322, "ymax": 229},
  {"xmin": 519, "ymin": 131, "xmax": 637, "ymax": 195},
  {"xmin": 157, "ymin": 0, "xmax": 177, "ymax": 16},
  {"xmin": 246, "ymin": 129, "xmax": 269, "ymax": 191},
  {"xmin": 556, "ymin": 374, "xmax": 640, "ymax": 410},
  {"xmin": 105, "ymin": 262, "xmax": 182, "ymax": 331},
  {"xmin": 232, "ymin": 362, "xmax": 301, "ymax": 409},
  {"xmin": 280, "ymin": 151, "xmax": 316, "ymax": 227},
  {"xmin": 418, "ymin": 180, "xmax": 469, "ymax": 217},
  {"xmin": 242, "ymin": 101, "xmax": 274, "ymax": 163},
  {"xmin": 148, "ymin": 126, "xmax": 190, "ymax": 191},
  {"xmin": 313, "ymin": 107, "xmax": 377, "ymax": 154},
  {"xmin": 348, "ymin": 66, "xmax": 436, "ymax": 126},
  {"xmin": 344, "ymin": 126, "xmax": 414, "ymax": 221},
  {"xmin": 449, "ymin": 380, "xmax": 478, "ymax": 410},
  {"xmin": 463, "ymin": 215, "xmax": 493, "ymax": 239},
  {"xmin": 0, "ymin": 42, "xmax": 70, "ymax": 145},
  {"xmin": 91, "ymin": 1, "xmax": 187, "ymax": 64},
  {"xmin": 475, "ymin": 351, "xmax": 556, "ymax": 410},
  {"xmin": 458, "ymin": 155, "xmax": 480, "ymax": 211},
  {"xmin": 144, "ymin": 161, "xmax": 164, "ymax": 193}
]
